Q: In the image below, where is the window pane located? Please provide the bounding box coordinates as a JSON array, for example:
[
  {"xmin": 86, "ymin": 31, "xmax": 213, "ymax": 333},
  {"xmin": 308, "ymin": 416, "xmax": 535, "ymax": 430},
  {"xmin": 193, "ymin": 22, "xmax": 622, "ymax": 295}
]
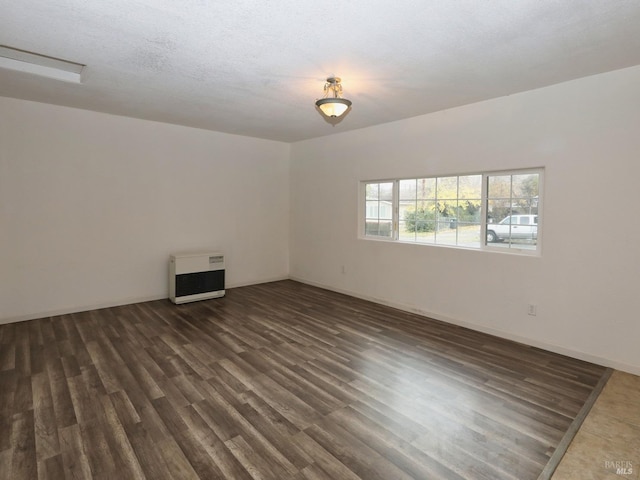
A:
[
  {"xmin": 417, "ymin": 178, "xmax": 436, "ymax": 200},
  {"xmin": 379, "ymin": 201, "xmax": 393, "ymax": 220},
  {"xmin": 488, "ymin": 175, "xmax": 511, "ymax": 199},
  {"xmin": 487, "ymin": 199, "xmax": 511, "ymax": 224},
  {"xmin": 435, "ymin": 200, "xmax": 457, "ymax": 245},
  {"xmin": 365, "ymin": 220, "xmax": 380, "ymax": 236},
  {"xmin": 364, "ymin": 181, "xmax": 394, "ymax": 238},
  {"xmin": 457, "ymin": 223, "xmax": 481, "ymax": 248},
  {"xmin": 377, "ymin": 221, "xmax": 393, "ymax": 238},
  {"xmin": 365, "ymin": 201, "xmax": 379, "ymax": 219},
  {"xmin": 366, "ymin": 183, "xmax": 379, "ymax": 200},
  {"xmin": 416, "ymin": 229, "xmax": 435, "ymax": 244},
  {"xmin": 512, "ymin": 173, "xmax": 539, "ymax": 216},
  {"xmin": 512, "ymin": 174, "xmax": 539, "ymax": 198},
  {"xmin": 458, "ymin": 199, "xmax": 482, "ymax": 223},
  {"xmin": 407, "ymin": 200, "xmax": 435, "ymax": 243},
  {"xmin": 399, "ymin": 201, "xmax": 416, "ymax": 241},
  {"xmin": 438, "ymin": 200, "xmax": 457, "ymax": 220},
  {"xmin": 398, "ymin": 177, "xmax": 485, "ymax": 249},
  {"xmin": 398, "ymin": 220, "xmax": 415, "ymax": 241},
  {"xmin": 459, "ymin": 175, "xmax": 482, "ymax": 199},
  {"xmin": 437, "ymin": 177, "xmax": 458, "ymax": 200},
  {"xmin": 399, "ymin": 179, "xmax": 416, "ymax": 201},
  {"xmin": 379, "ymin": 182, "xmax": 393, "ymax": 201},
  {"xmin": 485, "ymin": 172, "xmax": 541, "ymax": 250},
  {"xmin": 365, "ymin": 220, "xmax": 392, "ymax": 238}
]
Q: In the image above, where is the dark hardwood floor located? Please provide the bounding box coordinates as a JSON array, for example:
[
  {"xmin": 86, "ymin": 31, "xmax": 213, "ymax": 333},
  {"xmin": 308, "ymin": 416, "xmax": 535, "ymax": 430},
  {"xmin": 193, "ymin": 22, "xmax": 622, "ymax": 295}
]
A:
[{"xmin": 0, "ymin": 280, "xmax": 607, "ymax": 479}]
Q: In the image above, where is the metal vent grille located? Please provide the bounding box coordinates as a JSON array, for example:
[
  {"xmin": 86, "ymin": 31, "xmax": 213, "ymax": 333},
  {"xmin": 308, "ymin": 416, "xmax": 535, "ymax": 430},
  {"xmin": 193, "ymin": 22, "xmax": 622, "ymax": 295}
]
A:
[{"xmin": 175, "ymin": 270, "xmax": 225, "ymax": 298}]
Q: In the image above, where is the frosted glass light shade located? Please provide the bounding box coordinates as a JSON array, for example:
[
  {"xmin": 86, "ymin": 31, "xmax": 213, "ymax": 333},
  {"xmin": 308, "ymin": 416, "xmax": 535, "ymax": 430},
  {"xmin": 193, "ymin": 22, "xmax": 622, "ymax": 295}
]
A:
[{"xmin": 316, "ymin": 98, "xmax": 352, "ymax": 117}]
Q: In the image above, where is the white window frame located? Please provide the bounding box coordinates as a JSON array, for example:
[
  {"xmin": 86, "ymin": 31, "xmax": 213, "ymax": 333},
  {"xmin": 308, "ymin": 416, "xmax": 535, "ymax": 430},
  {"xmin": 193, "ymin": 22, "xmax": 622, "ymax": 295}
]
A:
[
  {"xmin": 362, "ymin": 180, "xmax": 397, "ymax": 240},
  {"xmin": 359, "ymin": 168, "xmax": 543, "ymax": 255}
]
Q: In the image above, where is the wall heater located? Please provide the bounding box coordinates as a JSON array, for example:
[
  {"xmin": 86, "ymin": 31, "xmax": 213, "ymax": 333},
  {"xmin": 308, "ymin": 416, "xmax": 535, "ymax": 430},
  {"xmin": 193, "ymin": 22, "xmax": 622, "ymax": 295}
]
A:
[{"xmin": 169, "ymin": 252, "xmax": 225, "ymax": 304}]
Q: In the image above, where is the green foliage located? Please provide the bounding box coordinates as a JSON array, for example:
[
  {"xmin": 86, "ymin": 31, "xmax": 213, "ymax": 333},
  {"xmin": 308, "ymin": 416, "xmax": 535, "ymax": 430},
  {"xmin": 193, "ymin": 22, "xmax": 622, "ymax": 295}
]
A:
[
  {"xmin": 404, "ymin": 200, "xmax": 481, "ymax": 233},
  {"xmin": 519, "ymin": 175, "xmax": 539, "ymax": 198},
  {"xmin": 404, "ymin": 208, "xmax": 435, "ymax": 233},
  {"xmin": 457, "ymin": 200, "xmax": 481, "ymax": 222}
]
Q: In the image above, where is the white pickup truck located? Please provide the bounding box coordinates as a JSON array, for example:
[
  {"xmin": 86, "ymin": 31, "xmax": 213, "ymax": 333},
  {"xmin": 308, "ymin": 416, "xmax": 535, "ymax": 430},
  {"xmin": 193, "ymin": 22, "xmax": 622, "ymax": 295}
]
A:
[{"xmin": 487, "ymin": 214, "xmax": 538, "ymax": 243}]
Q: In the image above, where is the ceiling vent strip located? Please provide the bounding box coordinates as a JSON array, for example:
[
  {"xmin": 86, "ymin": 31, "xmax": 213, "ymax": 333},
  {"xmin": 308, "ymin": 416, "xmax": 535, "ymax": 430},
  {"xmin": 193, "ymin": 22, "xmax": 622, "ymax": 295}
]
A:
[{"xmin": 0, "ymin": 45, "xmax": 84, "ymax": 83}]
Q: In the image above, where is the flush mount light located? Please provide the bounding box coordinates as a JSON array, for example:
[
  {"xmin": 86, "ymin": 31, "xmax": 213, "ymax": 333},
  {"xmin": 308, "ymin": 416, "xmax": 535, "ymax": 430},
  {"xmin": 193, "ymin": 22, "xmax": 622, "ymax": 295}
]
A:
[
  {"xmin": 315, "ymin": 77, "xmax": 352, "ymax": 118},
  {"xmin": 0, "ymin": 45, "xmax": 85, "ymax": 83}
]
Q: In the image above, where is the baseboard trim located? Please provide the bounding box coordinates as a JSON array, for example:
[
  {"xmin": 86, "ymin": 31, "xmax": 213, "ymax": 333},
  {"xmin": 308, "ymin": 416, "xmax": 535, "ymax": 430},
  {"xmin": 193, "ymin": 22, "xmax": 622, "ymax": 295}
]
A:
[
  {"xmin": 5, "ymin": 274, "xmax": 639, "ymax": 377},
  {"xmin": 0, "ymin": 275, "xmax": 291, "ymax": 326},
  {"xmin": 0, "ymin": 294, "xmax": 168, "ymax": 325},
  {"xmin": 227, "ymin": 275, "xmax": 290, "ymax": 289},
  {"xmin": 289, "ymin": 276, "xmax": 640, "ymax": 376}
]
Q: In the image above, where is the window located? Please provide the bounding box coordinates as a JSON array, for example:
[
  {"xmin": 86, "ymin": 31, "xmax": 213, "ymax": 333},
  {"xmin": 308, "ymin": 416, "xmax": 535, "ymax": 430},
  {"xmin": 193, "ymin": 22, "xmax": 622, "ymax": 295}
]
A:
[
  {"xmin": 397, "ymin": 175, "xmax": 482, "ymax": 247},
  {"xmin": 486, "ymin": 172, "xmax": 540, "ymax": 251},
  {"xmin": 365, "ymin": 182, "xmax": 393, "ymax": 238},
  {"xmin": 362, "ymin": 169, "xmax": 542, "ymax": 254}
]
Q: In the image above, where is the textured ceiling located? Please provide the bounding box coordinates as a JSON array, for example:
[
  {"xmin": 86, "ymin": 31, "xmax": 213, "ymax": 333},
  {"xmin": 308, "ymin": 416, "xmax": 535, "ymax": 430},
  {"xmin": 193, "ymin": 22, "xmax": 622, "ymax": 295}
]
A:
[{"xmin": 2, "ymin": 0, "xmax": 640, "ymax": 142}]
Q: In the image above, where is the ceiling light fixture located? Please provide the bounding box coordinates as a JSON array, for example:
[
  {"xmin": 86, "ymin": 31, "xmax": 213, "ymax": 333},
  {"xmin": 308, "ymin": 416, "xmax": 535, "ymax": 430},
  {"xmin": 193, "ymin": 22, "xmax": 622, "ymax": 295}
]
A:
[{"xmin": 315, "ymin": 77, "xmax": 352, "ymax": 118}]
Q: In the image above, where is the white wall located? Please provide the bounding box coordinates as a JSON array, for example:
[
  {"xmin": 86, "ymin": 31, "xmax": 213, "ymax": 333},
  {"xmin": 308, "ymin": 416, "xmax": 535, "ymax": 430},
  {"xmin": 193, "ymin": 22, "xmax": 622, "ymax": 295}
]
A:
[
  {"xmin": 4, "ymin": 66, "xmax": 640, "ymax": 374},
  {"xmin": 290, "ymin": 65, "xmax": 640, "ymax": 375},
  {"xmin": 0, "ymin": 97, "xmax": 290, "ymax": 323}
]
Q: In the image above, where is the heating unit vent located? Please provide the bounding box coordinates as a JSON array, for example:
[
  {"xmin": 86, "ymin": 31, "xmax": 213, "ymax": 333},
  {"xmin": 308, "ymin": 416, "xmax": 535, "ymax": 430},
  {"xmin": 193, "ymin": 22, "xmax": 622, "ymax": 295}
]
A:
[{"xmin": 169, "ymin": 252, "xmax": 225, "ymax": 304}]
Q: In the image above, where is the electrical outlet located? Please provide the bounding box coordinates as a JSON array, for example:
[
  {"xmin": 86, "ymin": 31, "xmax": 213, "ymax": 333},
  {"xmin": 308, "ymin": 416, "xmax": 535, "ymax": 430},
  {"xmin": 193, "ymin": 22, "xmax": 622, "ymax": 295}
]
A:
[
  {"xmin": 527, "ymin": 304, "xmax": 537, "ymax": 316},
  {"xmin": 341, "ymin": 265, "xmax": 346, "ymax": 274}
]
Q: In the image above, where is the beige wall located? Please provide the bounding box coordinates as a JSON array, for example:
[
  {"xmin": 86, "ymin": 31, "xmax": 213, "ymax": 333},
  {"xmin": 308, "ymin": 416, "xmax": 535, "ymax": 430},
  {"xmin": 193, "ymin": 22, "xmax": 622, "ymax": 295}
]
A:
[
  {"xmin": 290, "ymin": 65, "xmax": 640, "ymax": 374},
  {"xmin": 0, "ymin": 98, "xmax": 290, "ymax": 322}
]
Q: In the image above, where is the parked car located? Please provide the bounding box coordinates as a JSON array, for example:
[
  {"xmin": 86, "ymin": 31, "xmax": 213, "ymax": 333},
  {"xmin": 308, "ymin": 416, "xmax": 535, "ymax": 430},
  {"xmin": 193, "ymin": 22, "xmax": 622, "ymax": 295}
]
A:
[{"xmin": 487, "ymin": 214, "xmax": 538, "ymax": 242}]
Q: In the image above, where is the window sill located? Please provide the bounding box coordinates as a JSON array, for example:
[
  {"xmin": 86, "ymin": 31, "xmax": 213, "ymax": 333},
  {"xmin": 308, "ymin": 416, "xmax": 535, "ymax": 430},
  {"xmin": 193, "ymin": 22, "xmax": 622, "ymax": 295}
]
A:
[{"xmin": 358, "ymin": 235, "xmax": 541, "ymax": 256}]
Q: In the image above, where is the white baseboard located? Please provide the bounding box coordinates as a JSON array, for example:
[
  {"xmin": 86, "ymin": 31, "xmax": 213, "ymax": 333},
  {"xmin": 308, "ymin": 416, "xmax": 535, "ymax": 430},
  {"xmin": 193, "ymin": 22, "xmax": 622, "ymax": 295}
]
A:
[
  {"xmin": 4, "ymin": 273, "xmax": 638, "ymax": 377},
  {"xmin": 227, "ymin": 275, "xmax": 290, "ymax": 289},
  {"xmin": 290, "ymin": 275, "xmax": 640, "ymax": 377},
  {"xmin": 0, "ymin": 275, "xmax": 290, "ymax": 326},
  {"xmin": 0, "ymin": 294, "xmax": 168, "ymax": 326}
]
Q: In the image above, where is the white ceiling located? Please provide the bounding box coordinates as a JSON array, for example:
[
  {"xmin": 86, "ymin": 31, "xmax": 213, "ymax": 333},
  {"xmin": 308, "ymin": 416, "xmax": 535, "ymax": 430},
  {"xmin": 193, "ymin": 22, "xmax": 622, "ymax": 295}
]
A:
[{"xmin": 2, "ymin": 0, "xmax": 640, "ymax": 142}]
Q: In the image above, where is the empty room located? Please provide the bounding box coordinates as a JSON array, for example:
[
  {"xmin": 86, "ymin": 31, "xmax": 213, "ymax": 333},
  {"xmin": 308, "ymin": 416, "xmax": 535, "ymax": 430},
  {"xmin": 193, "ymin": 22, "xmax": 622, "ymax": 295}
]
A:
[{"xmin": 1, "ymin": 1, "xmax": 639, "ymax": 479}]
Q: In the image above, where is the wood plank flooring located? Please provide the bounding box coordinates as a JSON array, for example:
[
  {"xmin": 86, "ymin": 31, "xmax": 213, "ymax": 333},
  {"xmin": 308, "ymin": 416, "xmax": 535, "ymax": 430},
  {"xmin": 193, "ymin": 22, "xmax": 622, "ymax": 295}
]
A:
[{"xmin": 0, "ymin": 280, "xmax": 607, "ymax": 479}]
